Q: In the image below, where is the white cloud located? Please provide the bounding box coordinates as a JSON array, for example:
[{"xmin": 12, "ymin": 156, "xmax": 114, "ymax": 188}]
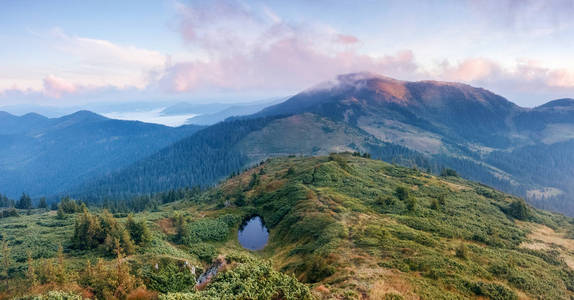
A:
[
  {"xmin": 0, "ymin": 28, "xmax": 168, "ymax": 98},
  {"xmin": 43, "ymin": 75, "xmax": 76, "ymax": 98}
]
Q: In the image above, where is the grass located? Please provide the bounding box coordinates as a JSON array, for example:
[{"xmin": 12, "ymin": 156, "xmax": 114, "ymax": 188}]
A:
[{"xmin": 2, "ymin": 153, "xmax": 574, "ymax": 299}]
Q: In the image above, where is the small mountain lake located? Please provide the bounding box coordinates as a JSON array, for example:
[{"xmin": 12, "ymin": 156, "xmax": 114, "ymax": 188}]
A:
[{"xmin": 238, "ymin": 216, "xmax": 269, "ymax": 250}]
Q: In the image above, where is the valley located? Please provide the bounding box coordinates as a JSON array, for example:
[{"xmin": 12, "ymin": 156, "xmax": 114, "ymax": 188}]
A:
[{"xmin": 2, "ymin": 154, "xmax": 574, "ymax": 299}]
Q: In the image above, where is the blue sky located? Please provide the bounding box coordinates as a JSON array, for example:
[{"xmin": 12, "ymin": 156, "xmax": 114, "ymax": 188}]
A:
[{"xmin": 2, "ymin": 0, "xmax": 574, "ymax": 108}]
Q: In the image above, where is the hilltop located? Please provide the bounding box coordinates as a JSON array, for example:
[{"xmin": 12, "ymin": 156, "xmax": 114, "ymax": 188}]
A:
[
  {"xmin": 2, "ymin": 154, "xmax": 574, "ymax": 299},
  {"xmin": 70, "ymin": 73, "xmax": 574, "ymax": 216}
]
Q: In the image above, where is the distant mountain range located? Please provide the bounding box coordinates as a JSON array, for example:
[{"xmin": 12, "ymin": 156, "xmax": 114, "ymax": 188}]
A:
[
  {"xmin": 3, "ymin": 72, "xmax": 574, "ymax": 215},
  {"xmin": 160, "ymin": 98, "xmax": 285, "ymax": 125},
  {"xmin": 0, "ymin": 110, "xmax": 202, "ymax": 198}
]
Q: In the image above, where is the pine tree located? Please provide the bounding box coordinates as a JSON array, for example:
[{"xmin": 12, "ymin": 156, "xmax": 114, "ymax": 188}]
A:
[
  {"xmin": 55, "ymin": 244, "xmax": 65, "ymax": 284},
  {"xmin": 1, "ymin": 237, "xmax": 10, "ymax": 277},
  {"xmin": 16, "ymin": 193, "xmax": 32, "ymax": 209},
  {"xmin": 38, "ymin": 197, "xmax": 47, "ymax": 209},
  {"xmin": 173, "ymin": 212, "xmax": 187, "ymax": 243},
  {"xmin": 114, "ymin": 239, "xmax": 137, "ymax": 299},
  {"xmin": 126, "ymin": 214, "xmax": 151, "ymax": 246},
  {"xmin": 27, "ymin": 251, "xmax": 37, "ymax": 286}
]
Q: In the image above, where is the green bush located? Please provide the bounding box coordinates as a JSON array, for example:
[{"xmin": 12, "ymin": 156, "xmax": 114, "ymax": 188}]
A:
[
  {"xmin": 395, "ymin": 186, "xmax": 410, "ymax": 201},
  {"xmin": 15, "ymin": 290, "xmax": 83, "ymax": 300},
  {"xmin": 505, "ymin": 200, "xmax": 530, "ymax": 220},
  {"xmin": 161, "ymin": 258, "xmax": 312, "ymax": 300},
  {"xmin": 141, "ymin": 258, "xmax": 196, "ymax": 293},
  {"xmin": 182, "ymin": 218, "xmax": 230, "ymax": 245},
  {"xmin": 189, "ymin": 243, "xmax": 216, "ymax": 262},
  {"xmin": 456, "ymin": 243, "xmax": 468, "ymax": 259},
  {"xmin": 125, "ymin": 214, "xmax": 152, "ymax": 247},
  {"xmin": 471, "ymin": 282, "xmax": 517, "ymax": 300},
  {"xmin": 306, "ymin": 258, "xmax": 335, "ymax": 283}
]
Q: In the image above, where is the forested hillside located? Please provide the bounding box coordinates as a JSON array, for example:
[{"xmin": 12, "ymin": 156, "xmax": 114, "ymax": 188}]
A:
[
  {"xmin": 74, "ymin": 114, "xmax": 429, "ymax": 202},
  {"xmin": 0, "ymin": 111, "xmax": 202, "ymax": 198}
]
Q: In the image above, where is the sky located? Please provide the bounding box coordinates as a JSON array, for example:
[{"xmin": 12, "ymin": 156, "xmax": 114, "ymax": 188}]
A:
[{"xmin": 2, "ymin": 0, "xmax": 574, "ymax": 108}]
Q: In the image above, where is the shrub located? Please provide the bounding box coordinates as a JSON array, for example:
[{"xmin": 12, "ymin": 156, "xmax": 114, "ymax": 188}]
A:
[
  {"xmin": 471, "ymin": 282, "xmax": 517, "ymax": 300},
  {"xmin": 126, "ymin": 214, "xmax": 152, "ymax": 247},
  {"xmin": 440, "ymin": 168, "xmax": 458, "ymax": 177},
  {"xmin": 182, "ymin": 218, "xmax": 230, "ymax": 245},
  {"xmin": 395, "ymin": 187, "xmax": 410, "ymax": 201},
  {"xmin": 505, "ymin": 200, "xmax": 530, "ymax": 220},
  {"xmin": 306, "ymin": 258, "xmax": 336, "ymax": 283},
  {"xmin": 58, "ymin": 197, "xmax": 82, "ymax": 214},
  {"xmin": 72, "ymin": 209, "xmax": 135, "ymax": 255},
  {"xmin": 15, "ymin": 290, "xmax": 83, "ymax": 300},
  {"xmin": 141, "ymin": 258, "xmax": 196, "ymax": 293},
  {"xmin": 1, "ymin": 208, "xmax": 18, "ymax": 218},
  {"xmin": 406, "ymin": 197, "xmax": 417, "ymax": 212},
  {"xmin": 79, "ymin": 242, "xmax": 140, "ymax": 300},
  {"xmin": 161, "ymin": 258, "xmax": 312, "ymax": 300},
  {"xmin": 189, "ymin": 243, "xmax": 217, "ymax": 263},
  {"xmin": 430, "ymin": 198, "xmax": 440, "ymax": 210},
  {"xmin": 456, "ymin": 243, "xmax": 468, "ymax": 259}
]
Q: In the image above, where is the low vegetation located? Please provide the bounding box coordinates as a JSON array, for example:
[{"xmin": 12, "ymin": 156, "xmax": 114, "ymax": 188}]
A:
[{"xmin": 2, "ymin": 153, "xmax": 574, "ymax": 299}]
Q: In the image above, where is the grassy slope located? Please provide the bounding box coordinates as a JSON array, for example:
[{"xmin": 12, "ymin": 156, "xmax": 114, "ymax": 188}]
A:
[
  {"xmin": 203, "ymin": 154, "xmax": 574, "ymax": 299},
  {"xmin": 2, "ymin": 154, "xmax": 574, "ymax": 299}
]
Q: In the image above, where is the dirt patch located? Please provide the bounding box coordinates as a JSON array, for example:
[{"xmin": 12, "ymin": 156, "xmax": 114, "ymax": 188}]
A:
[
  {"xmin": 368, "ymin": 271, "xmax": 420, "ymax": 300},
  {"xmin": 441, "ymin": 180, "xmax": 471, "ymax": 191},
  {"xmin": 157, "ymin": 218, "xmax": 176, "ymax": 235},
  {"xmin": 520, "ymin": 223, "xmax": 574, "ymax": 269}
]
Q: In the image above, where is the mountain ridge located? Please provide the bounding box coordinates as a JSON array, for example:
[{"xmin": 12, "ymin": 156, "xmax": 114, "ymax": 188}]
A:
[
  {"xmin": 0, "ymin": 110, "xmax": 204, "ymax": 198},
  {"xmin": 78, "ymin": 72, "xmax": 574, "ymax": 215}
]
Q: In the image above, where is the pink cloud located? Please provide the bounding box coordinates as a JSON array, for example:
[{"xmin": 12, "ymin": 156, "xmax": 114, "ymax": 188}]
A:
[
  {"xmin": 441, "ymin": 58, "xmax": 500, "ymax": 82},
  {"xmin": 151, "ymin": 0, "xmax": 574, "ymax": 107},
  {"xmin": 159, "ymin": 1, "xmax": 418, "ymax": 93},
  {"xmin": 335, "ymin": 34, "xmax": 359, "ymax": 45},
  {"xmin": 43, "ymin": 75, "xmax": 77, "ymax": 98}
]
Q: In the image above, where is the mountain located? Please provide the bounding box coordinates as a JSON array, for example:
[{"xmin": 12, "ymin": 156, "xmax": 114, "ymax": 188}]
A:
[
  {"xmin": 251, "ymin": 73, "xmax": 574, "ymax": 215},
  {"xmin": 257, "ymin": 72, "xmax": 521, "ymax": 148},
  {"xmin": 0, "ymin": 111, "xmax": 203, "ymax": 198},
  {"xmin": 3, "ymin": 154, "xmax": 574, "ymax": 298},
  {"xmin": 76, "ymin": 114, "xmax": 426, "ymax": 200},
  {"xmin": 160, "ymin": 102, "xmax": 230, "ymax": 116},
  {"xmin": 74, "ymin": 73, "xmax": 574, "ymax": 215},
  {"xmin": 186, "ymin": 98, "xmax": 285, "ymax": 125}
]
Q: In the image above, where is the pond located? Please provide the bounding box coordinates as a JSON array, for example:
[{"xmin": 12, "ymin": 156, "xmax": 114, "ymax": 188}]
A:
[{"xmin": 238, "ymin": 216, "xmax": 269, "ymax": 250}]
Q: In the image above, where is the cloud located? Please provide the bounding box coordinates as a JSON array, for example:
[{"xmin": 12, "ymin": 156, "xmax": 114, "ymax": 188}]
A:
[
  {"xmin": 148, "ymin": 0, "xmax": 574, "ymax": 107},
  {"xmin": 335, "ymin": 34, "xmax": 360, "ymax": 45},
  {"xmin": 158, "ymin": 1, "xmax": 418, "ymax": 93},
  {"xmin": 429, "ymin": 57, "xmax": 574, "ymax": 105},
  {"xmin": 471, "ymin": 0, "xmax": 574, "ymax": 37},
  {"xmin": 0, "ymin": 28, "xmax": 168, "ymax": 99},
  {"xmin": 439, "ymin": 58, "xmax": 501, "ymax": 82},
  {"xmin": 46, "ymin": 28, "xmax": 165, "ymax": 69},
  {"xmin": 43, "ymin": 75, "xmax": 77, "ymax": 98},
  {"xmin": 3, "ymin": 0, "xmax": 574, "ymax": 108},
  {"xmin": 48, "ymin": 29, "xmax": 167, "ymax": 89}
]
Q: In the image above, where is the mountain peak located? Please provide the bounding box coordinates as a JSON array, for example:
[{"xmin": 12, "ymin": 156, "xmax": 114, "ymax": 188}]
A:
[
  {"xmin": 260, "ymin": 72, "xmax": 515, "ymax": 119},
  {"xmin": 21, "ymin": 112, "xmax": 48, "ymax": 121},
  {"xmin": 61, "ymin": 110, "xmax": 107, "ymax": 122},
  {"xmin": 538, "ymin": 98, "xmax": 574, "ymax": 109},
  {"xmin": 336, "ymin": 71, "xmax": 401, "ymax": 84},
  {"xmin": 0, "ymin": 111, "xmax": 16, "ymax": 118}
]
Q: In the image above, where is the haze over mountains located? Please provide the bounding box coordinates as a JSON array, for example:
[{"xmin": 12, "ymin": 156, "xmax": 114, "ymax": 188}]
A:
[
  {"xmin": 3, "ymin": 72, "xmax": 574, "ymax": 215},
  {"xmin": 0, "ymin": 111, "xmax": 202, "ymax": 198}
]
